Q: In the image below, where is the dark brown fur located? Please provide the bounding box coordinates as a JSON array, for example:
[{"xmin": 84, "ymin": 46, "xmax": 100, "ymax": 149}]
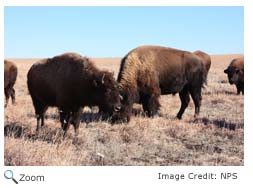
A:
[
  {"xmin": 224, "ymin": 57, "xmax": 244, "ymax": 95},
  {"xmin": 113, "ymin": 46, "xmax": 207, "ymax": 122},
  {"xmin": 27, "ymin": 53, "xmax": 121, "ymax": 135},
  {"xmin": 193, "ymin": 50, "xmax": 211, "ymax": 74},
  {"xmin": 4, "ymin": 60, "xmax": 18, "ymax": 107}
]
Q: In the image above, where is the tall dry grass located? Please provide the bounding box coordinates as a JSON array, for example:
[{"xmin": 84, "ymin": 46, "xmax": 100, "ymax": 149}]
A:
[{"xmin": 4, "ymin": 55, "xmax": 243, "ymax": 165}]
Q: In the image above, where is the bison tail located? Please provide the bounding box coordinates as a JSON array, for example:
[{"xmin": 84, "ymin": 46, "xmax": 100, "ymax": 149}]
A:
[{"xmin": 201, "ymin": 63, "xmax": 208, "ymax": 88}]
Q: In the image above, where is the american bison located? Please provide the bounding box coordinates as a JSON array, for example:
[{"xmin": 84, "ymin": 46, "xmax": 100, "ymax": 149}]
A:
[
  {"xmin": 113, "ymin": 45, "xmax": 207, "ymax": 122},
  {"xmin": 224, "ymin": 57, "xmax": 244, "ymax": 95},
  {"xmin": 4, "ymin": 60, "xmax": 18, "ymax": 107},
  {"xmin": 193, "ymin": 50, "xmax": 211, "ymax": 74},
  {"xmin": 27, "ymin": 53, "xmax": 122, "ymax": 136}
]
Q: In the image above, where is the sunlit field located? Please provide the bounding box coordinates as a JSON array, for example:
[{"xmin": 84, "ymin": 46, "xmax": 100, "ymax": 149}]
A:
[{"xmin": 4, "ymin": 54, "xmax": 243, "ymax": 166}]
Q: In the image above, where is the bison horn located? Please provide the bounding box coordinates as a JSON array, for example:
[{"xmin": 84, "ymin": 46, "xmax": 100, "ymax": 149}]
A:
[
  {"xmin": 101, "ymin": 74, "xmax": 105, "ymax": 84},
  {"xmin": 114, "ymin": 105, "xmax": 121, "ymax": 112},
  {"xmin": 119, "ymin": 95, "xmax": 123, "ymax": 101}
]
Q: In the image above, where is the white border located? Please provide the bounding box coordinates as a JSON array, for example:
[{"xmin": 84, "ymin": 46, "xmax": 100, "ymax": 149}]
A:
[
  {"xmin": 0, "ymin": 0, "xmax": 245, "ymax": 6},
  {"xmin": 1, "ymin": 0, "xmax": 252, "ymax": 187}
]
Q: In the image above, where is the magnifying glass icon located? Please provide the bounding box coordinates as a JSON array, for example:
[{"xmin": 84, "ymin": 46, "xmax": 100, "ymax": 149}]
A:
[{"xmin": 4, "ymin": 170, "xmax": 18, "ymax": 184}]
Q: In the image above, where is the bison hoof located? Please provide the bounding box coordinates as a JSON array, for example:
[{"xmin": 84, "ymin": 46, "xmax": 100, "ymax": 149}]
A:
[
  {"xmin": 176, "ymin": 114, "xmax": 182, "ymax": 119},
  {"xmin": 146, "ymin": 111, "xmax": 157, "ymax": 118}
]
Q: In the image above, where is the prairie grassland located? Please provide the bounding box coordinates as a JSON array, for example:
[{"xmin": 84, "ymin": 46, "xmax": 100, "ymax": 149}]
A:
[{"xmin": 4, "ymin": 54, "xmax": 243, "ymax": 166}]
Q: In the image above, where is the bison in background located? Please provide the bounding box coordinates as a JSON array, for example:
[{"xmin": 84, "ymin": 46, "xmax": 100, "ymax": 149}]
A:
[
  {"xmin": 224, "ymin": 56, "xmax": 244, "ymax": 95},
  {"xmin": 4, "ymin": 60, "xmax": 18, "ymax": 107},
  {"xmin": 113, "ymin": 45, "xmax": 207, "ymax": 122},
  {"xmin": 27, "ymin": 53, "xmax": 121, "ymax": 136}
]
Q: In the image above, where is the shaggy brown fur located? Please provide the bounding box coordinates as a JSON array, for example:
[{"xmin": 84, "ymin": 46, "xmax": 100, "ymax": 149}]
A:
[
  {"xmin": 193, "ymin": 50, "xmax": 211, "ymax": 73},
  {"xmin": 27, "ymin": 53, "xmax": 121, "ymax": 135},
  {"xmin": 224, "ymin": 56, "xmax": 244, "ymax": 95},
  {"xmin": 114, "ymin": 45, "xmax": 207, "ymax": 122},
  {"xmin": 4, "ymin": 60, "xmax": 18, "ymax": 107}
]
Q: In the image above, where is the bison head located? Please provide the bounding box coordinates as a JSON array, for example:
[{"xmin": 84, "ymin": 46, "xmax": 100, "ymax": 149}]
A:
[
  {"xmin": 93, "ymin": 72, "xmax": 122, "ymax": 116},
  {"xmin": 111, "ymin": 88, "xmax": 135, "ymax": 123},
  {"xmin": 224, "ymin": 66, "xmax": 242, "ymax": 85}
]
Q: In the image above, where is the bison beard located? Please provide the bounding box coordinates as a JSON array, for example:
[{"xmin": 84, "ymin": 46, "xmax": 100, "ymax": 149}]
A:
[
  {"xmin": 4, "ymin": 60, "xmax": 18, "ymax": 108},
  {"xmin": 27, "ymin": 53, "xmax": 121, "ymax": 136},
  {"xmin": 113, "ymin": 45, "xmax": 207, "ymax": 123}
]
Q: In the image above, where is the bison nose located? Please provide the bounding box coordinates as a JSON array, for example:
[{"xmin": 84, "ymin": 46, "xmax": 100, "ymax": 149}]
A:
[{"xmin": 114, "ymin": 105, "xmax": 121, "ymax": 112}]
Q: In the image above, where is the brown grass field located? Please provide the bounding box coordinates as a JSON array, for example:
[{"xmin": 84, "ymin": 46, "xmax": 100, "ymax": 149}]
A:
[{"xmin": 4, "ymin": 54, "xmax": 244, "ymax": 166}]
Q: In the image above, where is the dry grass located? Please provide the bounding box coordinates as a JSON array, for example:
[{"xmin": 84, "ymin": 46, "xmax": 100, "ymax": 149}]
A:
[{"xmin": 4, "ymin": 54, "xmax": 244, "ymax": 166}]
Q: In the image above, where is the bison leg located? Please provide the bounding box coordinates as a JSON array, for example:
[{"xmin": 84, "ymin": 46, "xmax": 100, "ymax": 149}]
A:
[
  {"xmin": 236, "ymin": 84, "xmax": 240, "ymax": 95},
  {"xmin": 30, "ymin": 94, "xmax": 48, "ymax": 132},
  {"xmin": 62, "ymin": 112, "xmax": 72, "ymax": 137},
  {"xmin": 189, "ymin": 88, "xmax": 202, "ymax": 118},
  {"xmin": 140, "ymin": 84, "xmax": 161, "ymax": 117},
  {"xmin": 236, "ymin": 84, "xmax": 243, "ymax": 95},
  {"xmin": 10, "ymin": 88, "xmax": 16, "ymax": 104},
  {"xmin": 36, "ymin": 112, "xmax": 47, "ymax": 132},
  {"xmin": 177, "ymin": 88, "xmax": 190, "ymax": 119},
  {"xmin": 60, "ymin": 110, "xmax": 69, "ymax": 129},
  {"xmin": 72, "ymin": 108, "xmax": 82, "ymax": 137},
  {"xmin": 4, "ymin": 88, "xmax": 10, "ymax": 108},
  {"xmin": 36, "ymin": 115, "xmax": 41, "ymax": 132},
  {"xmin": 142, "ymin": 94, "xmax": 160, "ymax": 117},
  {"xmin": 34, "ymin": 103, "xmax": 48, "ymax": 132}
]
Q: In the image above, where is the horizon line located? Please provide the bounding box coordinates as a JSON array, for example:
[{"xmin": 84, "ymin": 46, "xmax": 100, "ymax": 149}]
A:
[{"xmin": 4, "ymin": 53, "xmax": 244, "ymax": 59}]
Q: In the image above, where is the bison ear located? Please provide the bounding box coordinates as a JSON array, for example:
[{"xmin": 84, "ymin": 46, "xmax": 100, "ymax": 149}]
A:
[
  {"xmin": 93, "ymin": 74, "xmax": 106, "ymax": 87},
  {"xmin": 224, "ymin": 69, "xmax": 228, "ymax": 74}
]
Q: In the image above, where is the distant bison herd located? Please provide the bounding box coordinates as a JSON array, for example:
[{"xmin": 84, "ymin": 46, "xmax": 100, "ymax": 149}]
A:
[{"xmin": 4, "ymin": 45, "xmax": 244, "ymax": 136}]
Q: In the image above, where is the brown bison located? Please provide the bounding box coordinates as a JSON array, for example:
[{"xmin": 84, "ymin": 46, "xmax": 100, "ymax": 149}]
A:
[
  {"xmin": 4, "ymin": 60, "xmax": 18, "ymax": 107},
  {"xmin": 27, "ymin": 53, "xmax": 122, "ymax": 135},
  {"xmin": 113, "ymin": 45, "xmax": 207, "ymax": 122},
  {"xmin": 224, "ymin": 57, "xmax": 244, "ymax": 95},
  {"xmin": 193, "ymin": 50, "xmax": 211, "ymax": 73}
]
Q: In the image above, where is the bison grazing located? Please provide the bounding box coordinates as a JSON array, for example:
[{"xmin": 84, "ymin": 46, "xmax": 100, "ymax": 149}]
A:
[
  {"xmin": 193, "ymin": 50, "xmax": 211, "ymax": 74},
  {"xmin": 113, "ymin": 45, "xmax": 207, "ymax": 122},
  {"xmin": 224, "ymin": 57, "xmax": 244, "ymax": 95},
  {"xmin": 4, "ymin": 60, "xmax": 18, "ymax": 107},
  {"xmin": 27, "ymin": 53, "xmax": 121, "ymax": 136}
]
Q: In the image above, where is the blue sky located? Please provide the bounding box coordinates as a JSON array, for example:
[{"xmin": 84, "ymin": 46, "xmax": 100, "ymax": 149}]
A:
[{"xmin": 4, "ymin": 6, "xmax": 243, "ymax": 58}]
